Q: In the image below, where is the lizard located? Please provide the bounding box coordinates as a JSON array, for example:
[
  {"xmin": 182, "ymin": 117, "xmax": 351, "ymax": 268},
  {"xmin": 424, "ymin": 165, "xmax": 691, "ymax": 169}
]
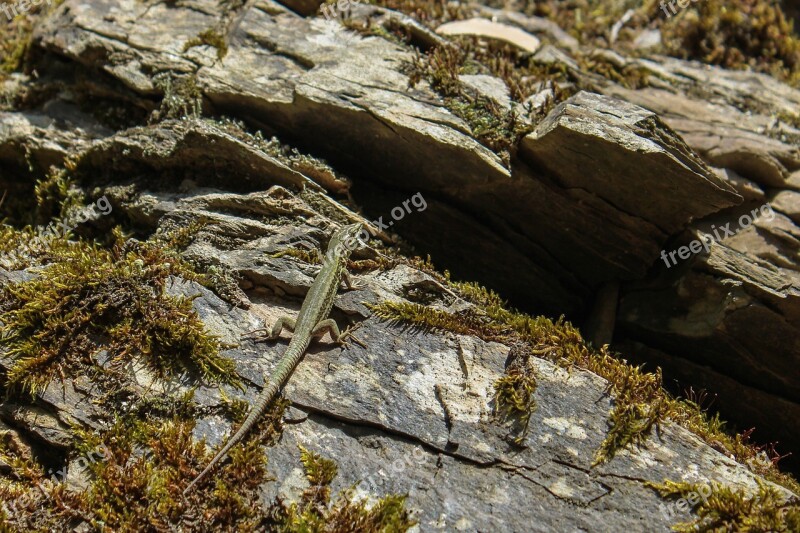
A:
[{"xmin": 183, "ymin": 223, "xmax": 364, "ymax": 495}]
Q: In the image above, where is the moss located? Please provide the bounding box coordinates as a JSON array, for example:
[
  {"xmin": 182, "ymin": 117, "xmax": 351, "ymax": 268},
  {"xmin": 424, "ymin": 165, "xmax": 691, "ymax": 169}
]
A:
[
  {"xmin": 576, "ymin": 53, "xmax": 651, "ymax": 90},
  {"xmin": 1, "ymin": 1, "xmax": 43, "ymax": 74},
  {"xmin": 648, "ymin": 479, "xmax": 800, "ymax": 532},
  {"xmin": 274, "ymin": 446, "xmax": 416, "ymax": 532},
  {"xmin": 183, "ymin": 28, "xmax": 229, "ymax": 60},
  {"xmin": 271, "ymin": 247, "xmax": 322, "ymax": 265},
  {"xmin": 299, "ymin": 445, "xmax": 338, "ymax": 486},
  {"xmin": 33, "ymin": 170, "xmax": 86, "ymax": 224},
  {"xmin": 368, "ymin": 0, "xmax": 467, "ymax": 27},
  {"xmin": 342, "ymin": 17, "xmax": 410, "ymax": 47},
  {"xmin": 659, "ymin": 0, "xmax": 800, "ymax": 85},
  {"xmin": 493, "ymin": 344, "xmax": 538, "ymax": 444},
  {"xmin": 0, "ymin": 384, "xmax": 288, "ymax": 530},
  {"xmin": 370, "ymin": 280, "xmax": 800, "ymax": 495},
  {"xmin": 406, "ymin": 42, "xmax": 536, "ymax": 166},
  {"xmin": 217, "ymin": 388, "xmax": 251, "ymax": 422},
  {"xmin": 213, "ymin": 118, "xmax": 354, "ymax": 195},
  {"xmin": 0, "ymin": 0, "xmax": 66, "ymax": 76},
  {"xmin": 0, "ymin": 226, "xmax": 240, "ymax": 396},
  {"xmin": 151, "ymin": 73, "xmax": 203, "ymax": 122},
  {"xmin": 591, "ymin": 363, "xmax": 667, "ymax": 465},
  {"xmin": 530, "ymin": 0, "xmax": 800, "ymax": 86}
]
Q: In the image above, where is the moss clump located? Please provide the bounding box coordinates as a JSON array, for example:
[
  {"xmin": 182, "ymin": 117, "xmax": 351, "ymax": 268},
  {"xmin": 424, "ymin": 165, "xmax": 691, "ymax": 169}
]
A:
[
  {"xmin": 576, "ymin": 53, "xmax": 651, "ymax": 90},
  {"xmin": 493, "ymin": 343, "xmax": 538, "ymax": 444},
  {"xmin": 659, "ymin": 0, "xmax": 800, "ymax": 85},
  {"xmin": 1, "ymin": 396, "xmax": 286, "ymax": 531},
  {"xmin": 274, "ymin": 446, "xmax": 416, "ymax": 532},
  {"xmin": 212, "ymin": 118, "xmax": 354, "ymax": 195},
  {"xmin": 0, "ymin": 0, "xmax": 64, "ymax": 75},
  {"xmin": 183, "ymin": 28, "xmax": 229, "ymax": 60},
  {"xmin": 368, "ymin": 0, "xmax": 467, "ymax": 28},
  {"xmin": 271, "ymin": 247, "xmax": 322, "ymax": 265},
  {"xmin": 407, "ymin": 42, "xmax": 535, "ymax": 166},
  {"xmin": 151, "ymin": 73, "xmax": 203, "ymax": 122},
  {"xmin": 0, "ymin": 227, "xmax": 239, "ymax": 396},
  {"xmin": 33, "ymin": 170, "xmax": 86, "ymax": 224},
  {"xmin": 370, "ymin": 280, "xmax": 800, "ymax": 496},
  {"xmin": 648, "ymin": 479, "xmax": 800, "ymax": 532}
]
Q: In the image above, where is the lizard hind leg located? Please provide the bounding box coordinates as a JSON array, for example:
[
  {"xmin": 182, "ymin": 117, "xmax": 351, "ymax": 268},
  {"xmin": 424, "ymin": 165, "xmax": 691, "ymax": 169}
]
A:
[
  {"xmin": 311, "ymin": 318, "xmax": 342, "ymax": 342},
  {"xmin": 312, "ymin": 319, "xmax": 365, "ymax": 348},
  {"xmin": 269, "ymin": 317, "xmax": 296, "ymax": 340}
]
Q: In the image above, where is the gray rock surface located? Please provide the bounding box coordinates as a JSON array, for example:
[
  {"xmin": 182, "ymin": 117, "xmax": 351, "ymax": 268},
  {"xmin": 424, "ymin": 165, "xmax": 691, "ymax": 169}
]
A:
[{"xmin": 1, "ymin": 0, "xmax": 800, "ymax": 528}]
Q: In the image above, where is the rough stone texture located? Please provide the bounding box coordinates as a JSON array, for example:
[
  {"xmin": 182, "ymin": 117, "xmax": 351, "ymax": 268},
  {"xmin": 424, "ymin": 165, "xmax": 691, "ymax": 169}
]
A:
[
  {"xmin": 5, "ymin": 186, "xmax": 793, "ymax": 530},
  {"xmin": 436, "ymin": 18, "xmax": 541, "ymax": 53},
  {"xmin": 30, "ymin": 0, "xmax": 745, "ymax": 317},
  {"xmin": 1, "ymin": 0, "xmax": 800, "ymax": 527}
]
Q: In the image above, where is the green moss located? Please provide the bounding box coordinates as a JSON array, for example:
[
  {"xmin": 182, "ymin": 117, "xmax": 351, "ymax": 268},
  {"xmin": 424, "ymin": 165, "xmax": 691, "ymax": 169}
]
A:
[
  {"xmin": 493, "ymin": 344, "xmax": 538, "ymax": 444},
  {"xmin": 659, "ymin": 0, "xmax": 800, "ymax": 85},
  {"xmin": 218, "ymin": 388, "xmax": 251, "ymax": 422},
  {"xmin": 648, "ymin": 479, "xmax": 800, "ymax": 532},
  {"xmin": 275, "ymin": 446, "xmax": 416, "ymax": 532},
  {"xmin": 152, "ymin": 73, "xmax": 203, "ymax": 121},
  {"xmin": 183, "ymin": 28, "xmax": 229, "ymax": 60},
  {"xmin": 370, "ymin": 280, "xmax": 800, "ymax": 495},
  {"xmin": 367, "ymin": 0, "xmax": 467, "ymax": 27},
  {"xmin": 0, "ymin": 389, "xmax": 288, "ymax": 530},
  {"xmin": 271, "ymin": 247, "xmax": 322, "ymax": 265},
  {"xmin": 592, "ymin": 363, "xmax": 667, "ymax": 465},
  {"xmin": 213, "ymin": 118, "xmax": 354, "ymax": 194},
  {"xmin": 0, "ymin": 0, "xmax": 65, "ymax": 76},
  {"xmin": 576, "ymin": 53, "xmax": 651, "ymax": 90},
  {"xmin": 33, "ymin": 170, "xmax": 86, "ymax": 224},
  {"xmin": 299, "ymin": 445, "xmax": 338, "ymax": 487},
  {"xmin": 0, "ymin": 227, "xmax": 240, "ymax": 396},
  {"xmin": 406, "ymin": 43, "xmax": 535, "ymax": 166}
]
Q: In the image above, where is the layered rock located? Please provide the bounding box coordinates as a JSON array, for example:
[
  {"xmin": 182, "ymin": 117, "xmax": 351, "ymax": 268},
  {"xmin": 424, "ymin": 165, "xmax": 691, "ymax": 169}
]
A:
[{"xmin": 0, "ymin": 0, "xmax": 799, "ymax": 527}]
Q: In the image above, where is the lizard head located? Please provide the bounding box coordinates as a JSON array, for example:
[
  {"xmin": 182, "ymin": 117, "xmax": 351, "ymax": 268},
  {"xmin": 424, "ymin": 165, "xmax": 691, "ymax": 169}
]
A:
[{"xmin": 326, "ymin": 223, "xmax": 365, "ymax": 259}]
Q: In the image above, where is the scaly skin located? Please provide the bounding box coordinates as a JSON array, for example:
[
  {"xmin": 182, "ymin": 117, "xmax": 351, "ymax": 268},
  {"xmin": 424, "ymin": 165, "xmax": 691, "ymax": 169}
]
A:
[{"xmin": 183, "ymin": 223, "xmax": 363, "ymax": 495}]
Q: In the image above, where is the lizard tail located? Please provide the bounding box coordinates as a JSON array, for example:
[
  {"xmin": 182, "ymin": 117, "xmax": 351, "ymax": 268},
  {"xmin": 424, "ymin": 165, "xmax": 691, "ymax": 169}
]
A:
[{"xmin": 183, "ymin": 383, "xmax": 279, "ymax": 495}]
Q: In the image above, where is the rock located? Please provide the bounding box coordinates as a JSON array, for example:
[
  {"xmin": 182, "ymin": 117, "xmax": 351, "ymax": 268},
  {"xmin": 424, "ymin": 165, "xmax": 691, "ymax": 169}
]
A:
[
  {"xmin": 469, "ymin": 5, "xmax": 579, "ymax": 50},
  {"xmin": 0, "ymin": 0, "xmax": 798, "ymax": 526},
  {"xmin": 521, "ymin": 91, "xmax": 741, "ymax": 235},
  {"xmin": 435, "ymin": 18, "xmax": 541, "ymax": 53},
  {"xmin": 633, "ymin": 29, "xmax": 661, "ymax": 50},
  {"xmin": 712, "ymin": 168, "xmax": 765, "ymax": 203},
  {"xmin": 769, "ymin": 189, "xmax": 800, "ymax": 223},
  {"xmin": 458, "ymin": 74, "xmax": 511, "ymax": 109}
]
